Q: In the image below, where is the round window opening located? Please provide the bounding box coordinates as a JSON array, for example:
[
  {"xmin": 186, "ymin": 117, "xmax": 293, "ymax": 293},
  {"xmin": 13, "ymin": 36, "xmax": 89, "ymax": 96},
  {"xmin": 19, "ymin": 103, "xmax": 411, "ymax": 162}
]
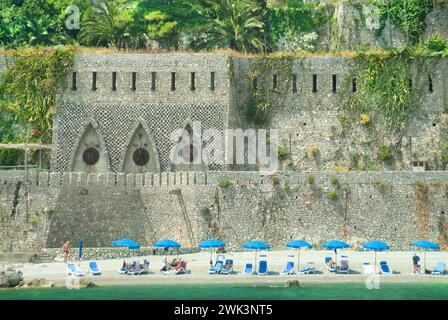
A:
[
  {"xmin": 133, "ymin": 148, "xmax": 150, "ymax": 166},
  {"xmin": 83, "ymin": 148, "xmax": 100, "ymax": 165}
]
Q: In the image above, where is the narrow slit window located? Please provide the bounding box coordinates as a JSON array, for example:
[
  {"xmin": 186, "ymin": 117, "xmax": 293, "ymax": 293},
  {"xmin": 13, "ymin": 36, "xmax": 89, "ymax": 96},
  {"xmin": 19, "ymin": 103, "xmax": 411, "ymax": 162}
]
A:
[
  {"xmin": 332, "ymin": 74, "xmax": 337, "ymax": 92},
  {"xmin": 210, "ymin": 72, "xmax": 216, "ymax": 91},
  {"xmin": 131, "ymin": 72, "xmax": 137, "ymax": 91},
  {"xmin": 409, "ymin": 78, "xmax": 413, "ymax": 90},
  {"xmin": 71, "ymin": 72, "xmax": 77, "ymax": 91},
  {"xmin": 112, "ymin": 72, "xmax": 117, "ymax": 91},
  {"xmin": 252, "ymin": 78, "xmax": 258, "ymax": 90},
  {"xmin": 292, "ymin": 74, "xmax": 297, "ymax": 93},
  {"xmin": 429, "ymin": 75, "xmax": 433, "ymax": 93},
  {"xmin": 191, "ymin": 72, "xmax": 196, "ymax": 91},
  {"xmin": 92, "ymin": 72, "xmax": 97, "ymax": 91},
  {"xmin": 171, "ymin": 72, "xmax": 176, "ymax": 91},
  {"xmin": 272, "ymin": 74, "xmax": 277, "ymax": 90},
  {"xmin": 352, "ymin": 78, "xmax": 357, "ymax": 93},
  {"xmin": 151, "ymin": 72, "xmax": 156, "ymax": 91},
  {"xmin": 312, "ymin": 74, "xmax": 317, "ymax": 93}
]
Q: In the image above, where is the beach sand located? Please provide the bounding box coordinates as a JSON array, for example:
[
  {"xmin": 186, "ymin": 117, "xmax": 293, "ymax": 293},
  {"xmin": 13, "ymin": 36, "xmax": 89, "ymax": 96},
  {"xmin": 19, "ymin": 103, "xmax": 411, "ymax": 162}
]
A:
[{"xmin": 5, "ymin": 250, "xmax": 448, "ymax": 287}]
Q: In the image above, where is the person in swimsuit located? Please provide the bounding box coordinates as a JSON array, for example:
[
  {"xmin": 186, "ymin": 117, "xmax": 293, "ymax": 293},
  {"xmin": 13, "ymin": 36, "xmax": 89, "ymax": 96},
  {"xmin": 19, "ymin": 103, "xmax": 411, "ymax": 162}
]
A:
[{"xmin": 62, "ymin": 241, "xmax": 71, "ymax": 263}]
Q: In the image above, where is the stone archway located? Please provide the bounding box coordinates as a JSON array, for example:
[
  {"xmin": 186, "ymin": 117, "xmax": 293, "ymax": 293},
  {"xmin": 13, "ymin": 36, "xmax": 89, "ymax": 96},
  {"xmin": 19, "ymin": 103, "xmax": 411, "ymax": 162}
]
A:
[
  {"xmin": 122, "ymin": 122, "xmax": 160, "ymax": 173},
  {"xmin": 71, "ymin": 122, "xmax": 109, "ymax": 173}
]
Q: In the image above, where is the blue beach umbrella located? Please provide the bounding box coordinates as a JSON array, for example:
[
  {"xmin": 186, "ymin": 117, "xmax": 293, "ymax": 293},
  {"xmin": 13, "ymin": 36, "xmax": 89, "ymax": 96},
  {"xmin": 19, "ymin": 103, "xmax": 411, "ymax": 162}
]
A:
[
  {"xmin": 111, "ymin": 239, "xmax": 141, "ymax": 249},
  {"xmin": 287, "ymin": 240, "xmax": 313, "ymax": 271},
  {"xmin": 111, "ymin": 239, "xmax": 141, "ymax": 261},
  {"xmin": 199, "ymin": 239, "xmax": 226, "ymax": 266},
  {"xmin": 410, "ymin": 240, "xmax": 440, "ymax": 271},
  {"xmin": 323, "ymin": 240, "xmax": 349, "ymax": 265},
  {"xmin": 243, "ymin": 241, "xmax": 270, "ymax": 273},
  {"xmin": 77, "ymin": 240, "xmax": 83, "ymax": 266},
  {"xmin": 154, "ymin": 239, "xmax": 181, "ymax": 249},
  {"xmin": 154, "ymin": 239, "xmax": 182, "ymax": 265},
  {"xmin": 363, "ymin": 241, "xmax": 390, "ymax": 269}
]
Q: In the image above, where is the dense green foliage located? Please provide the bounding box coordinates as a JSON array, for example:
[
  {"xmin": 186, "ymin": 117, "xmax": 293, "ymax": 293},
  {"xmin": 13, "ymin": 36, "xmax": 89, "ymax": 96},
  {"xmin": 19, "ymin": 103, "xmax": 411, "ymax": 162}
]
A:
[
  {"xmin": 0, "ymin": 0, "xmax": 445, "ymax": 52},
  {"xmin": 0, "ymin": 46, "xmax": 75, "ymax": 142},
  {"xmin": 370, "ymin": 0, "xmax": 433, "ymax": 44}
]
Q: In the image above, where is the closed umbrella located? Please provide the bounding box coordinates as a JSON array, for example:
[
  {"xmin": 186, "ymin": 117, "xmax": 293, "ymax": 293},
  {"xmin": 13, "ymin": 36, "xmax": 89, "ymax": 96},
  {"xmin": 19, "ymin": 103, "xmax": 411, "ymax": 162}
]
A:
[
  {"xmin": 78, "ymin": 240, "xmax": 83, "ymax": 266},
  {"xmin": 154, "ymin": 239, "xmax": 182, "ymax": 268},
  {"xmin": 243, "ymin": 241, "xmax": 270, "ymax": 273},
  {"xmin": 323, "ymin": 240, "xmax": 349, "ymax": 266},
  {"xmin": 410, "ymin": 240, "xmax": 440, "ymax": 271},
  {"xmin": 363, "ymin": 241, "xmax": 390, "ymax": 272},
  {"xmin": 199, "ymin": 239, "xmax": 226, "ymax": 267},
  {"xmin": 286, "ymin": 240, "xmax": 312, "ymax": 272}
]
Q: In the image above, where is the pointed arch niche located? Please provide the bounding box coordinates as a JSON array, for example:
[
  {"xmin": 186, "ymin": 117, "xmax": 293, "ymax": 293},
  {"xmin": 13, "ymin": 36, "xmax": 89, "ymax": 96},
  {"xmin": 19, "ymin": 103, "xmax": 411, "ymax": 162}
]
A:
[
  {"xmin": 121, "ymin": 121, "xmax": 160, "ymax": 173},
  {"xmin": 71, "ymin": 120, "xmax": 109, "ymax": 173},
  {"xmin": 170, "ymin": 119, "xmax": 207, "ymax": 172}
]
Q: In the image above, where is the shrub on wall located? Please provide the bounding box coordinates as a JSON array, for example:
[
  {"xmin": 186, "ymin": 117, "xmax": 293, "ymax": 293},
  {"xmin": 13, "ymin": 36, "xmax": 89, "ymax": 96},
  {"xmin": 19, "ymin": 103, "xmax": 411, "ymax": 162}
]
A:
[
  {"xmin": 379, "ymin": 145, "xmax": 393, "ymax": 161},
  {"xmin": 218, "ymin": 178, "xmax": 232, "ymax": 188},
  {"xmin": 328, "ymin": 190, "xmax": 338, "ymax": 200},
  {"xmin": 0, "ymin": 46, "xmax": 76, "ymax": 143}
]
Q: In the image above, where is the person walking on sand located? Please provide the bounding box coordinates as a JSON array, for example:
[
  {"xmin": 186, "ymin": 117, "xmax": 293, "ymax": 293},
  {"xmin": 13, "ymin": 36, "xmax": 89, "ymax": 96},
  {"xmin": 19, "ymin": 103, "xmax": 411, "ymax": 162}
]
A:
[{"xmin": 62, "ymin": 241, "xmax": 71, "ymax": 263}]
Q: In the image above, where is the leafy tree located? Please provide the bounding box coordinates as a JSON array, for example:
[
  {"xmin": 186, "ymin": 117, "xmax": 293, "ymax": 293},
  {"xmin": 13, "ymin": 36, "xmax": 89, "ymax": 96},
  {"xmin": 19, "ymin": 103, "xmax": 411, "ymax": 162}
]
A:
[
  {"xmin": 191, "ymin": 0, "xmax": 266, "ymax": 53},
  {"xmin": 135, "ymin": 0, "xmax": 204, "ymax": 50},
  {"xmin": 79, "ymin": 0, "xmax": 137, "ymax": 49}
]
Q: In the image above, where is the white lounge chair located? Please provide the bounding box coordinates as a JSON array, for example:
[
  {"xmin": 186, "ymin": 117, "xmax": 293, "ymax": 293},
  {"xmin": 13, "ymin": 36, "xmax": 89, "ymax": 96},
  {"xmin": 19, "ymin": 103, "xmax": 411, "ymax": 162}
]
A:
[
  {"xmin": 243, "ymin": 263, "xmax": 253, "ymax": 275},
  {"xmin": 258, "ymin": 255, "xmax": 268, "ymax": 276},
  {"xmin": 280, "ymin": 255, "xmax": 295, "ymax": 275},
  {"xmin": 380, "ymin": 261, "xmax": 392, "ymax": 275},
  {"xmin": 337, "ymin": 256, "xmax": 349, "ymax": 273},
  {"xmin": 298, "ymin": 262, "xmax": 315, "ymax": 275},
  {"xmin": 67, "ymin": 262, "xmax": 84, "ymax": 277},
  {"xmin": 209, "ymin": 254, "xmax": 225, "ymax": 274},
  {"xmin": 220, "ymin": 255, "xmax": 234, "ymax": 275},
  {"xmin": 432, "ymin": 262, "xmax": 446, "ymax": 275},
  {"xmin": 363, "ymin": 262, "xmax": 376, "ymax": 275},
  {"xmin": 88, "ymin": 261, "xmax": 101, "ymax": 276}
]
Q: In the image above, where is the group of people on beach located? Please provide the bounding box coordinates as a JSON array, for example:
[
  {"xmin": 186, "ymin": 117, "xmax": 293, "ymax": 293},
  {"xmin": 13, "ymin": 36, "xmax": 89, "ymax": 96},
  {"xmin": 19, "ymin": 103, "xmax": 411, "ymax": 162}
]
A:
[
  {"xmin": 122, "ymin": 259, "xmax": 149, "ymax": 273},
  {"xmin": 161, "ymin": 258, "xmax": 185, "ymax": 272}
]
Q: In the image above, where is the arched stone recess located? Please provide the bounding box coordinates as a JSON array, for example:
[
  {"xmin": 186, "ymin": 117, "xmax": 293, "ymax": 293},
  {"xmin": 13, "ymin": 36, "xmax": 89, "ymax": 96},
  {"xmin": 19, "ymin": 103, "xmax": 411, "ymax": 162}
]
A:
[
  {"xmin": 70, "ymin": 119, "xmax": 110, "ymax": 173},
  {"xmin": 170, "ymin": 118, "xmax": 208, "ymax": 172},
  {"xmin": 121, "ymin": 119, "xmax": 161, "ymax": 173}
]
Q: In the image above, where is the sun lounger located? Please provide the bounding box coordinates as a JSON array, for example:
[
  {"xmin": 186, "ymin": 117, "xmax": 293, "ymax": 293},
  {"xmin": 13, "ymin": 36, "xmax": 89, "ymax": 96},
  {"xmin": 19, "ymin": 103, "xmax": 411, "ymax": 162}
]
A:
[
  {"xmin": 379, "ymin": 261, "xmax": 392, "ymax": 275},
  {"xmin": 67, "ymin": 262, "xmax": 84, "ymax": 277},
  {"xmin": 363, "ymin": 263, "xmax": 375, "ymax": 275},
  {"xmin": 243, "ymin": 263, "xmax": 253, "ymax": 275},
  {"xmin": 88, "ymin": 261, "xmax": 101, "ymax": 276},
  {"xmin": 258, "ymin": 256, "xmax": 268, "ymax": 275},
  {"xmin": 127, "ymin": 265, "xmax": 149, "ymax": 275},
  {"xmin": 337, "ymin": 256, "xmax": 349, "ymax": 273},
  {"xmin": 164, "ymin": 261, "xmax": 189, "ymax": 275},
  {"xmin": 431, "ymin": 262, "xmax": 446, "ymax": 275},
  {"xmin": 298, "ymin": 262, "xmax": 315, "ymax": 275},
  {"xmin": 325, "ymin": 257, "xmax": 336, "ymax": 272},
  {"xmin": 280, "ymin": 261, "xmax": 295, "ymax": 275},
  {"xmin": 209, "ymin": 255, "xmax": 225, "ymax": 274},
  {"xmin": 220, "ymin": 257, "xmax": 234, "ymax": 275}
]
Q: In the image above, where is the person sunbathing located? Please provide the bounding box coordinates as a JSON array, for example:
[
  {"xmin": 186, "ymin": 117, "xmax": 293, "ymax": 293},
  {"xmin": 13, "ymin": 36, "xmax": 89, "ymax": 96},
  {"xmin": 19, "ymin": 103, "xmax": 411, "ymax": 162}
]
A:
[
  {"xmin": 174, "ymin": 259, "xmax": 184, "ymax": 271},
  {"xmin": 327, "ymin": 258, "xmax": 335, "ymax": 268},
  {"xmin": 224, "ymin": 261, "xmax": 232, "ymax": 271}
]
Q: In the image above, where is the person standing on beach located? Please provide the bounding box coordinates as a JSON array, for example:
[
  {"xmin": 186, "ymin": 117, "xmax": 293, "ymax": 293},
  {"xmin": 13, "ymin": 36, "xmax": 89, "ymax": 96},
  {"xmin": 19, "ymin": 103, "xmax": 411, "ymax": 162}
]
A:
[
  {"xmin": 412, "ymin": 253, "xmax": 421, "ymax": 274},
  {"xmin": 62, "ymin": 241, "xmax": 71, "ymax": 263}
]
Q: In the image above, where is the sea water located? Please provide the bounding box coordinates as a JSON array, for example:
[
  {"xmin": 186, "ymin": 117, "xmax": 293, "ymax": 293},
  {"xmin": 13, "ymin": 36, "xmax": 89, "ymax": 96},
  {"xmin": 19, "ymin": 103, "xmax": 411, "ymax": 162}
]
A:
[{"xmin": 0, "ymin": 282, "xmax": 447, "ymax": 300}]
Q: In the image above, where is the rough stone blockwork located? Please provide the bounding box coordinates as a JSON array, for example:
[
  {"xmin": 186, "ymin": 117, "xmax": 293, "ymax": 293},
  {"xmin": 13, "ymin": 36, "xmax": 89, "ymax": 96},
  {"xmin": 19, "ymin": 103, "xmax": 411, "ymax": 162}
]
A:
[{"xmin": 0, "ymin": 171, "xmax": 447, "ymax": 251}]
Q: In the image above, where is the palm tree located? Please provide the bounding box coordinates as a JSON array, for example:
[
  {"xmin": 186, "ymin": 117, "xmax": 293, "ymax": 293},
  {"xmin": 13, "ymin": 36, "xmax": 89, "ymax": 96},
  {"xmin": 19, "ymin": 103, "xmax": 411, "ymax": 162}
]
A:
[
  {"xmin": 191, "ymin": 0, "xmax": 266, "ymax": 53},
  {"xmin": 79, "ymin": 0, "xmax": 134, "ymax": 49}
]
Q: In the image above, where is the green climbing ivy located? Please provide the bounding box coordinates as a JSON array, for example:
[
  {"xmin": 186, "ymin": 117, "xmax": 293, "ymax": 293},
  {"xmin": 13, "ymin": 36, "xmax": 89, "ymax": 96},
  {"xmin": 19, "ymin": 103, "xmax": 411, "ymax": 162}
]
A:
[
  {"xmin": 0, "ymin": 46, "xmax": 76, "ymax": 143},
  {"xmin": 339, "ymin": 47, "xmax": 424, "ymax": 132},
  {"xmin": 245, "ymin": 54, "xmax": 295, "ymax": 126},
  {"xmin": 370, "ymin": 0, "xmax": 433, "ymax": 44}
]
